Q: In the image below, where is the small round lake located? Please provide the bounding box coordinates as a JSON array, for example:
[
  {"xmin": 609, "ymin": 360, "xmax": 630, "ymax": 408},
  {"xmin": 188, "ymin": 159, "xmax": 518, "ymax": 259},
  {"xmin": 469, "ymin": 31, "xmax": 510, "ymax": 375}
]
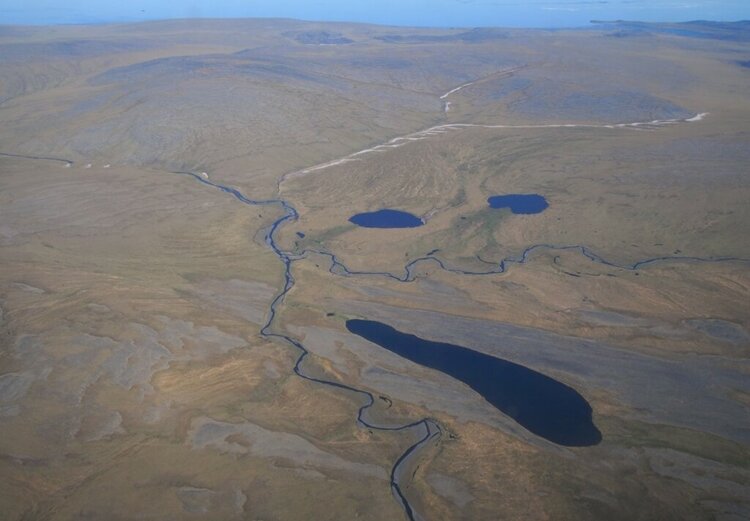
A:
[
  {"xmin": 349, "ymin": 209, "xmax": 424, "ymax": 229},
  {"xmin": 488, "ymin": 194, "xmax": 549, "ymax": 214},
  {"xmin": 347, "ymin": 319, "xmax": 601, "ymax": 447}
]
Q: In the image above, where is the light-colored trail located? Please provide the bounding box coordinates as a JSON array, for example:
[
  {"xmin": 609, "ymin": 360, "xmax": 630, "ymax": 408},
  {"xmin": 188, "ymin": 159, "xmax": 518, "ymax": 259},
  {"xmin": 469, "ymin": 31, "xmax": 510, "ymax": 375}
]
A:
[
  {"xmin": 439, "ymin": 65, "xmax": 525, "ymax": 113},
  {"xmin": 440, "ymin": 80, "xmax": 477, "ymax": 100},
  {"xmin": 277, "ymin": 112, "xmax": 709, "ymax": 190},
  {"xmin": 0, "ymin": 103, "xmax": 717, "ymax": 521},
  {"xmin": 439, "ymin": 66, "xmax": 526, "ymax": 100}
]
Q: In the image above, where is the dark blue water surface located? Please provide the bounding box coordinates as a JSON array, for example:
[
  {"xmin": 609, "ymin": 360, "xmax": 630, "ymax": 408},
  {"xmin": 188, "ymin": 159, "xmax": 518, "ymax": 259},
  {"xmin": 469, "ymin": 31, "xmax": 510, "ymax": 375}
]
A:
[
  {"xmin": 349, "ymin": 209, "xmax": 424, "ymax": 228},
  {"xmin": 488, "ymin": 194, "xmax": 549, "ymax": 214},
  {"xmin": 346, "ymin": 319, "xmax": 601, "ymax": 447}
]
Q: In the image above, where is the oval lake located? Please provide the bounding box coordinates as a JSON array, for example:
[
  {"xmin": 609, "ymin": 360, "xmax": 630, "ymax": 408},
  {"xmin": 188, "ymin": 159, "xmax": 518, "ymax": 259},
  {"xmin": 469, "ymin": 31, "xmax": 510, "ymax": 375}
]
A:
[
  {"xmin": 349, "ymin": 209, "xmax": 424, "ymax": 228},
  {"xmin": 488, "ymin": 194, "xmax": 549, "ymax": 214},
  {"xmin": 347, "ymin": 319, "xmax": 601, "ymax": 447}
]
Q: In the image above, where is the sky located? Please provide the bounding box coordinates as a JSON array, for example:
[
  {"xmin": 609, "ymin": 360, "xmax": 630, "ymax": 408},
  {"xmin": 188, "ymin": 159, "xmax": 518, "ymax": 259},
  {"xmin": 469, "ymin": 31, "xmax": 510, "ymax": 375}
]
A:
[{"xmin": 1, "ymin": 0, "xmax": 749, "ymax": 27}]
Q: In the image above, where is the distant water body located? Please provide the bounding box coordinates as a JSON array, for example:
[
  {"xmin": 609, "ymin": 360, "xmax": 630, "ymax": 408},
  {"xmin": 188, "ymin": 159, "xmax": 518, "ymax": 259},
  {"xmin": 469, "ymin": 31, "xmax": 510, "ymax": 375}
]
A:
[{"xmin": 3, "ymin": 1, "xmax": 749, "ymax": 27}]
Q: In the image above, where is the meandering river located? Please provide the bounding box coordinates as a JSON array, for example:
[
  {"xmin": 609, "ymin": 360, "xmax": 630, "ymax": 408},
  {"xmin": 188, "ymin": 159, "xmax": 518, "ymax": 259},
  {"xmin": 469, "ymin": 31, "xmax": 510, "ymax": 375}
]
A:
[
  {"xmin": 169, "ymin": 106, "xmax": 746, "ymax": 517},
  {"xmin": 5, "ymin": 103, "xmax": 745, "ymax": 521}
]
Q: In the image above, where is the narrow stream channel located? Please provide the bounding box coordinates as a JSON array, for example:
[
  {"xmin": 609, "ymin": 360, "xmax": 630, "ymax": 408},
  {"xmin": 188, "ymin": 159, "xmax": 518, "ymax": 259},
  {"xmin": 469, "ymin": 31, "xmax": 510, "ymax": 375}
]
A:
[
  {"xmin": 173, "ymin": 169, "xmax": 749, "ymax": 520},
  {"xmin": 174, "ymin": 171, "xmax": 440, "ymax": 520},
  {"xmin": 4, "ymin": 108, "xmax": 746, "ymax": 520}
]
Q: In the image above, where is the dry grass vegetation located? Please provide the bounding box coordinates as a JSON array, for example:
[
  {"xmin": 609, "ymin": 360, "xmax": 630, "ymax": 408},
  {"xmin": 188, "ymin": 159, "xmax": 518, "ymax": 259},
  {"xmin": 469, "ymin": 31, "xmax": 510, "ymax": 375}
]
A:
[{"xmin": 0, "ymin": 18, "xmax": 748, "ymax": 520}]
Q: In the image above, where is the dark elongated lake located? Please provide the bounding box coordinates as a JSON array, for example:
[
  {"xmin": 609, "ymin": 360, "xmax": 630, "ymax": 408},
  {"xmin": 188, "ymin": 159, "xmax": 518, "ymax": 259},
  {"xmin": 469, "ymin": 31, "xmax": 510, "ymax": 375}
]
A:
[
  {"xmin": 349, "ymin": 209, "xmax": 423, "ymax": 228},
  {"xmin": 346, "ymin": 319, "xmax": 601, "ymax": 447},
  {"xmin": 488, "ymin": 194, "xmax": 549, "ymax": 214}
]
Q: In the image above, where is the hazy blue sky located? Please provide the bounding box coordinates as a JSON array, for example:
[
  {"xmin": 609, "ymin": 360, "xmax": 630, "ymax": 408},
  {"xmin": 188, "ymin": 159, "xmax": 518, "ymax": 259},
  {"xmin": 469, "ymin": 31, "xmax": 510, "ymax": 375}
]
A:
[{"xmin": 1, "ymin": 0, "xmax": 749, "ymax": 27}]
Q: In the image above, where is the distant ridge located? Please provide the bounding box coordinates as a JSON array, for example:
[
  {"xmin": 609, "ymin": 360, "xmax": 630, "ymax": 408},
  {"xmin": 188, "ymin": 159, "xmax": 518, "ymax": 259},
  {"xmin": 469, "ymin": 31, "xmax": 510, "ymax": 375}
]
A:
[
  {"xmin": 591, "ymin": 19, "xmax": 750, "ymax": 41},
  {"xmin": 285, "ymin": 30, "xmax": 354, "ymax": 45}
]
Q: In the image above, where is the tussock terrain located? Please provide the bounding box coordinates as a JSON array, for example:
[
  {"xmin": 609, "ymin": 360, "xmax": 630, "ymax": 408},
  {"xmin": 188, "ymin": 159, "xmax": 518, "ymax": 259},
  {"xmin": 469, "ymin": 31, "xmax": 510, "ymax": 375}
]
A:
[{"xmin": 1, "ymin": 18, "xmax": 749, "ymax": 521}]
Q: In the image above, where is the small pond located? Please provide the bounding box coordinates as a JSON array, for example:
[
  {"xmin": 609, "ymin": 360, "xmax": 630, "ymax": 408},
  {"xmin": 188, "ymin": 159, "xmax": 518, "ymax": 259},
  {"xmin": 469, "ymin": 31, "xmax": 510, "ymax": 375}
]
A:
[
  {"xmin": 488, "ymin": 194, "xmax": 548, "ymax": 214},
  {"xmin": 349, "ymin": 209, "xmax": 424, "ymax": 228}
]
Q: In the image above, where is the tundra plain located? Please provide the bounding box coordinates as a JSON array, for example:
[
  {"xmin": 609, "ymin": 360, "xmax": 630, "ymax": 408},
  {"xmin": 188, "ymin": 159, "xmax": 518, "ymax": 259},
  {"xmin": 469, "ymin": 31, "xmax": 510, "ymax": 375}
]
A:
[{"xmin": 1, "ymin": 19, "xmax": 749, "ymax": 521}]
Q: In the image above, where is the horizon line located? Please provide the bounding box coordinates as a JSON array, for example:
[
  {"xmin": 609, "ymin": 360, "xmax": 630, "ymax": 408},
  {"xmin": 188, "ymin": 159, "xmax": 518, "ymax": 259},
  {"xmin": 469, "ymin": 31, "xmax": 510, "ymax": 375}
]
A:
[{"xmin": 1, "ymin": 15, "xmax": 749, "ymax": 30}]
